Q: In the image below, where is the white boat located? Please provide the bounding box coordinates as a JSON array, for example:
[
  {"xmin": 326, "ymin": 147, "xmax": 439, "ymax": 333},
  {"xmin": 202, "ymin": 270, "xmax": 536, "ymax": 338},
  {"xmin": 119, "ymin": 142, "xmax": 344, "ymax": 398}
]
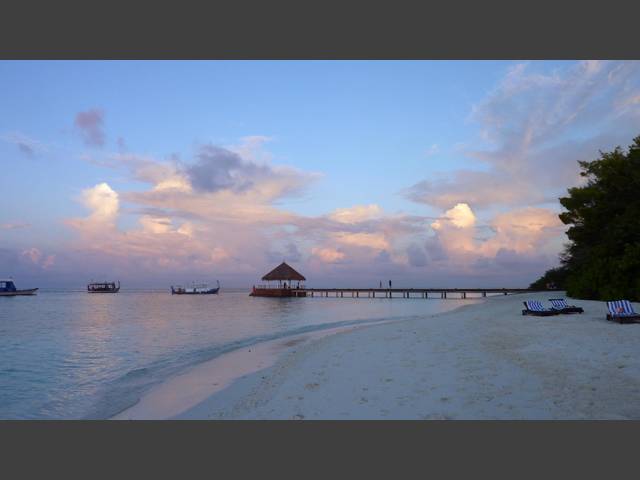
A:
[{"xmin": 171, "ymin": 281, "xmax": 220, "ymax": 295}]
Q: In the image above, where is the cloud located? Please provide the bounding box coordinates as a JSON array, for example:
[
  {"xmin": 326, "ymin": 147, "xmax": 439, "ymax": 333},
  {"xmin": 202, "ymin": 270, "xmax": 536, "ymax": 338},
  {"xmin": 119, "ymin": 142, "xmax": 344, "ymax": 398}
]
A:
[
  {"xmin": 185, "ymin": 145, "xmax": 252, "ymax": 193},
  {"xmin": 81, "ymin": 182, "xmax": 119, "ymax": 222},
  {"xmin": 57, "ymin": 60, "xmax": 639, "ymax": 286},
  {"xmin": 21, "ymin": 247, "xmax": 42, "ymax": 264},
  {"xmin": 406, "ymin": 61, "xmax": 640, "ymax": 210},
  {"xmin": 431, "ymin": 203, "xmax": 476, "ymax": 230},
  {"xmin": 407, "ymin": 243, "xmax": 428, "ymax": 267},
  {"xmin": 423, "ymin": 202, "xmax": 563, "ymax": 279},
  {"xmin": 406, "ymin": 170, "xmax": 534, "ymax": 210},
  {"xmin": 139, "ymin": 215, "xmax": 172, "ymax": 234},
  {"xmin": 20, "ymin": 247, "xmax": 55, "ymax": 270},
  {"xmin": 267, "ymin": 243, "xmax": 302, "ymax": 263},
  {"xmin": 1, "ymin": 132, "xmax": 46, "ymax": 157},
  {"xmin": 183, "ymin": 143, "xmax": 314, "ymax": 201},
  {"xmin": 424, "ymin": 144, "xmax": 439, "ymax": 157},
  {"xmin": 311, "ymin": 247, "xmax": 345, "ymax": 263},
  {"xmin": 329, "ymin": 204, "xmax": 382, "ymax": 224},
  {"xmin": 75, "ymin": 108, "xmax": 105, "ymax": 147},
  {"xmin": 66, "ymin": 182, "xmax": 119, "ymax": 242},
  {"xmin": 65, "ymin": 142, "xmax": 322, "ymax": 277},
  {"xmin": 1, "ymin": 222, "xmax": 31, "ymax": 230},
  {"xmin": 332, "ymin": 232, "xmax": 389, "ymax": 250}
]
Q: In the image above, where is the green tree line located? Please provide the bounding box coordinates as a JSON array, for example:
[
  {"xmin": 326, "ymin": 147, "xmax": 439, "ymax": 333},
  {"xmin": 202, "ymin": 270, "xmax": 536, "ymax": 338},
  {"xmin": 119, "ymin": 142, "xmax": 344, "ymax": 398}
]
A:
[{"xmin": 531, "ymin": 135, "xmax": 640, "ymax": 301}]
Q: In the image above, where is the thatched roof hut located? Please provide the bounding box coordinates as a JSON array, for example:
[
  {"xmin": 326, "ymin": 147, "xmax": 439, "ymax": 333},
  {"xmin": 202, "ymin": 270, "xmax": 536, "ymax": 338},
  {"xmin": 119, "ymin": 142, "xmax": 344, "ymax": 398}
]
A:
[{"xmin": 261, "ymin": 262, "xmax": 306, "ymax": 282}]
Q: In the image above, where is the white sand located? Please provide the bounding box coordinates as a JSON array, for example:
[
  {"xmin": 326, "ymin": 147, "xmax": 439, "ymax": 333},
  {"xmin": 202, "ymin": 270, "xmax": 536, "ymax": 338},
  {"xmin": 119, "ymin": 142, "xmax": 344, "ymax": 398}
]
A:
[{"xmin": 115, "ymin": 292, "xmax": 640, "ymax": 420}]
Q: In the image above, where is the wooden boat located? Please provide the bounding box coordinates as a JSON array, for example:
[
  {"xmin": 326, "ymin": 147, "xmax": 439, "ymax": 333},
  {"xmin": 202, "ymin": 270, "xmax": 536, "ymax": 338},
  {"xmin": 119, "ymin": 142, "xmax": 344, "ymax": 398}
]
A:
[
  {"xmin": 171, "ymin": 281, "xmax": 220, "ymax": 295},
  {"xmin": 88, "ymin": 280, "xmax": 120, "ymax": 293},
  {"xmin": 0, "ymin": 279, "xmax": 38, "ymax": 296}
]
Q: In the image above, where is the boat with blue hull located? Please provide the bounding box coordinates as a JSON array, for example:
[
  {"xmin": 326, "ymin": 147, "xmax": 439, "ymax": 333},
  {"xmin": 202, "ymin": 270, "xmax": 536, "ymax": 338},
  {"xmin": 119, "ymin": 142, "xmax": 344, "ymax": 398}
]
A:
[
  {"xmin": 0, "ymin": 279, "xmax": 38, "ymax": 296},
  {"xmin": 171, "ymin": 281, "xmax": 220, "ymax": 295}
]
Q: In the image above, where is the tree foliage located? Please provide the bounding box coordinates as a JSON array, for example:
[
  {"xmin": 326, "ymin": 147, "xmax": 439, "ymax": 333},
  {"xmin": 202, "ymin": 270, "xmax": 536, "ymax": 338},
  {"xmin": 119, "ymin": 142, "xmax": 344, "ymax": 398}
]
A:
[{"xmin": 530, "ymin": 136, "xmax": 640, "ymax": 300}]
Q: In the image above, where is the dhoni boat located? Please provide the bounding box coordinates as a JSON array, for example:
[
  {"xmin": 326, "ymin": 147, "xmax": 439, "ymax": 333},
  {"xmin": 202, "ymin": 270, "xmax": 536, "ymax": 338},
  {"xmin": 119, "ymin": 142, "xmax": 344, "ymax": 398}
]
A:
[
  {"xmin": 88, "ymin": 280, "xmax": 120, "ymax": 293},
  {"xmin": 0, "ymin": 279, "xmax": 38, "ymax": 296},
  {"xmin": 171, "ymin": 281, "xmax": 220, "ymax": 295}
]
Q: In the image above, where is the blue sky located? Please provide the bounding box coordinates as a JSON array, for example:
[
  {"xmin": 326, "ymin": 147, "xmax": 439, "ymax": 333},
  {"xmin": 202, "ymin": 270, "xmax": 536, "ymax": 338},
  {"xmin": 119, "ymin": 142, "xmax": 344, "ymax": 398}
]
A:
[{"xmin": 1, "ymin": 61, "xmax": 638, "ymax": 287}]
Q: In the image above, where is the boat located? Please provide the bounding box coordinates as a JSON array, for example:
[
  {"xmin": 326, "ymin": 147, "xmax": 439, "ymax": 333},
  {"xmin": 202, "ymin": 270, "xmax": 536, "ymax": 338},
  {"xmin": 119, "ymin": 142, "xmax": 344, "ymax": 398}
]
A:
[
  {"xmin": 0, "ymin": 279, "xmax": 38, "ymax": 296},
  {"xmin": 88, "ymin": 280, "xmax": 120, "ymax": 293},
  {"xmin": 171, "ymin": 281, "xmax": 220, "ymax": 295}
]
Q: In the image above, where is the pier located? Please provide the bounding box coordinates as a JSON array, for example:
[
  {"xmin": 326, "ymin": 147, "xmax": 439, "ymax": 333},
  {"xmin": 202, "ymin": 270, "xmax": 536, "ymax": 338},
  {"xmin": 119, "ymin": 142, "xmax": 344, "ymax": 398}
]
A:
[
  {"xmin": 290, "ymin": 288, "xmax": 536, "ymax": 299},
  {"xmin": 251, "ymin": 263, "xmax": 540, "ymax": 300}
]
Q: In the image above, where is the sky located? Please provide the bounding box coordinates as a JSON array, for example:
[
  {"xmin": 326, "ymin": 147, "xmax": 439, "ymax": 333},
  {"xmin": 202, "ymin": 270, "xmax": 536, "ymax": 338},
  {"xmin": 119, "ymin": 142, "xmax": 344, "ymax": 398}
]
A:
[{"xmin": 1, "ymin": 60, "xmax": 639, "ymax": 288}]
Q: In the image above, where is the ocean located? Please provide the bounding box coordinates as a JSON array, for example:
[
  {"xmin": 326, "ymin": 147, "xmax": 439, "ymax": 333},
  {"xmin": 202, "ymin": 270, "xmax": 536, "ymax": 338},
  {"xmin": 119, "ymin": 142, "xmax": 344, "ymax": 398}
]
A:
[{"xmin": 0, "ymin": 289, "xmax": 479, "ymax": 419}]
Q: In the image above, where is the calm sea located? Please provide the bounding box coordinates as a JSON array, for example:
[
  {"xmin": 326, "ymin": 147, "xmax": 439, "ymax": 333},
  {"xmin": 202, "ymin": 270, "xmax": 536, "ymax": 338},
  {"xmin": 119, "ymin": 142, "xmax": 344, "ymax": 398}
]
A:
[{"xmin": 0, "ymin": 289, "xmax": 479, "ymax": 419}]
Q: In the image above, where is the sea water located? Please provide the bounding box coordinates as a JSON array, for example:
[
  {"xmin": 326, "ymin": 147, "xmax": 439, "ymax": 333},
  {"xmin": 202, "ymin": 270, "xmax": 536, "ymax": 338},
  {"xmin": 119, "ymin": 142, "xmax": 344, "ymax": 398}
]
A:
[{"xmin": 0, "ymin": 289, "xmax": 480, "ymax": 419}]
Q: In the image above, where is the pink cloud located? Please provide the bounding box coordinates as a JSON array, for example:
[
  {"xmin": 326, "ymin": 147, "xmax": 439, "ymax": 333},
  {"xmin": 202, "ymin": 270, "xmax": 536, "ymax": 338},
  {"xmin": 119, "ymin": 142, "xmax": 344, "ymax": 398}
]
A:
[{"xmin": 75, "ymin": 108, "xmax": 105, "ymax": 147}]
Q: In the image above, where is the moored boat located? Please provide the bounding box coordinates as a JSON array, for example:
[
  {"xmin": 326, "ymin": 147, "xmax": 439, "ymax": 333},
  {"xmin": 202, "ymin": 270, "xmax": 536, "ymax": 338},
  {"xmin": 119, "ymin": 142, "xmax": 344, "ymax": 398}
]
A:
[
  {"xmin": 171, "ymin": 280, "xmax": 220, "ymax": 295},
  {"xmin": 88, "ymin": 280, "xmax": 120, "ymax": 293},
  {"xmin": 0, "ymin": 279, "xmax": 38, "ymax": 296}
]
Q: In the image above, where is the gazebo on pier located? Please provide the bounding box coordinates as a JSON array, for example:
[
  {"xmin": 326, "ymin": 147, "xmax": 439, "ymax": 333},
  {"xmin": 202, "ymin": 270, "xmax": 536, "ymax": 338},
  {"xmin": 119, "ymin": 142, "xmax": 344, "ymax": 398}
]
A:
[{"xmin": 250, "ymin": 262, "xmax": 307, "ymax": 297}]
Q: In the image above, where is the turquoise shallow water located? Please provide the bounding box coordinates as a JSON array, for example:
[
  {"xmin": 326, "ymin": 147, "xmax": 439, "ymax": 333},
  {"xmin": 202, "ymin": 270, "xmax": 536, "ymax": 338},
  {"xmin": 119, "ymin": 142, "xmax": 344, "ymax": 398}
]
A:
[{"xmin": 0, "ymin": 289, "xmax": 479, "ymax": 419}]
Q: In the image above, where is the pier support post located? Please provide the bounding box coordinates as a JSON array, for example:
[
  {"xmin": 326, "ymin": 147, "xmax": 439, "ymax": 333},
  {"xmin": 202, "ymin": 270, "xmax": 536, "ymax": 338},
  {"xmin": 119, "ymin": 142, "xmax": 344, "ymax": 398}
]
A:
[
  {"xmin": 372, "ymin": 291, "xmax": 375, "ymax": 298},
  {"xmin": 356, "ymin": 291, "xmax": 359, "ymax": 298},
  {"xmin": 482, "ymin": 292, "xmax": 486, "ymax": 297}
]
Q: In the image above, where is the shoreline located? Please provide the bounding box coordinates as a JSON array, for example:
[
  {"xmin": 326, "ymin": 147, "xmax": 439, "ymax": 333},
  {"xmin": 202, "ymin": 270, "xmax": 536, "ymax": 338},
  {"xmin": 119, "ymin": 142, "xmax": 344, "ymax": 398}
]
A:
[
  {"xmin": 115, "ymin": 293, "xmax": 640, "ymax": 420},
  {"xmin": 112, "ymin": 299, "xmax": 480, "ymax": 420},
  {"xmin": 112, "ymin": 313, "xmax": 450, "ymax": 420}
]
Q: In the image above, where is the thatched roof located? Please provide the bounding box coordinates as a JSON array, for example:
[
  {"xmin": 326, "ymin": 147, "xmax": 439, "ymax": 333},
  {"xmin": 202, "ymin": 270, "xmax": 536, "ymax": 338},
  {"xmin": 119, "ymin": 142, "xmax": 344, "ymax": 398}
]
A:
[{"xmin": 261, "ymin": 262, "xmax": 306, "ymax": 281}]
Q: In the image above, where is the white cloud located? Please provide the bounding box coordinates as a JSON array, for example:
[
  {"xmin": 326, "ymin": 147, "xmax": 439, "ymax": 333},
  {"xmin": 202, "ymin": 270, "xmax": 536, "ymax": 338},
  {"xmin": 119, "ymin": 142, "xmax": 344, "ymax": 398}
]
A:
[{"xmin": 329, "ymin": 204, "xmax": 382, "ymax": 224}]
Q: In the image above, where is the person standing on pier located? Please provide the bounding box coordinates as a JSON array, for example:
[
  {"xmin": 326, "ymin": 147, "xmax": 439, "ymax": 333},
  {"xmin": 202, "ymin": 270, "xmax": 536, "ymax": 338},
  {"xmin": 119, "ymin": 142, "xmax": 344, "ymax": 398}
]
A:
[
  {"xmin": 379, "ymin": 281, "xmax": 382, "ymax": 288},
  {"xmin": 388, "ymin": 280, "xmax": 392, "ymax": 289}
]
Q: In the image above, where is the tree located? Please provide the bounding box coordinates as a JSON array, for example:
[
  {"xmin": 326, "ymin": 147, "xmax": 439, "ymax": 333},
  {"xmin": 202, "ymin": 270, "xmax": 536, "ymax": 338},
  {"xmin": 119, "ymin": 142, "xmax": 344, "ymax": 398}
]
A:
[{"xmin": 531, "ymin": 136, "xmax": 640, "ymax": 300}]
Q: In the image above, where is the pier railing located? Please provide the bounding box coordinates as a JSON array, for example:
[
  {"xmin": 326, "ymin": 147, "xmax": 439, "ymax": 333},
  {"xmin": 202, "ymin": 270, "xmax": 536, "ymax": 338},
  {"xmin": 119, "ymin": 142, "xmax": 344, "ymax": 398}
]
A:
[{"xmin": 290, "ymin": 287, "xmax": 545, "ymax": 299}]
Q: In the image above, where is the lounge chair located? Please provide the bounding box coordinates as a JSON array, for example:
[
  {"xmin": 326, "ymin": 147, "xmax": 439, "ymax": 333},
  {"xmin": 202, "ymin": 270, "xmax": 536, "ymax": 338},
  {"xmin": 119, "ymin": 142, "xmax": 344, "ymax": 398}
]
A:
[
  {"xmin": 522, "ymin": 300, "xmax": 560, "ymax": 316},
  {"xmin": 549, "ymin": 298, "xmax": 584, "ymax": 314},
  {"xmin": 606, "ymin": 300, "xmax": 640, "ymax": 324}
]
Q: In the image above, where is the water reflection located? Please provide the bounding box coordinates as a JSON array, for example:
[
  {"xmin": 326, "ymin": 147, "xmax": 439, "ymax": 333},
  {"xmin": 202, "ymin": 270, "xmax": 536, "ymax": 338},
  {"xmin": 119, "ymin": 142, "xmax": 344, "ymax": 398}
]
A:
[{"xmin": 0, "ymin": 290, "xmax": 477, "ymax": 419}]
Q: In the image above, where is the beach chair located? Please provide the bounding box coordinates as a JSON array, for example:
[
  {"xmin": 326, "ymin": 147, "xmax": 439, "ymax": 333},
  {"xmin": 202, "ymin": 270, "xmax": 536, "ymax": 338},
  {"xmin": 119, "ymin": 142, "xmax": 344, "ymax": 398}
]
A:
[
  {"xmin": 606, "ymin": 300, "xmax": 640, "ymax": 324},
  {"xmin": 548, "ymin": 298, "xmax": 584, "ymax": 314},
  {"xmin": 522, "ymin": 300, "xmax": 559, "ymax": 316}
]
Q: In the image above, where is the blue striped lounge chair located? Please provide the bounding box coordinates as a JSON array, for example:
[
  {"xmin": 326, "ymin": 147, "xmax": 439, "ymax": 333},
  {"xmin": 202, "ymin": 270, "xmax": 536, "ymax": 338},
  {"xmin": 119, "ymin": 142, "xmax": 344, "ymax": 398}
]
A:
[
  {"xmin": 606, "ymin": 300, "xmax": 640, "ymax": 324},
  {"xmin": 549, "ymin": 298, "xmax": 584, "ymax": 314},
  {"xmin": 522, "ymin": 300, "xmax": 559, "ymax": 316}
]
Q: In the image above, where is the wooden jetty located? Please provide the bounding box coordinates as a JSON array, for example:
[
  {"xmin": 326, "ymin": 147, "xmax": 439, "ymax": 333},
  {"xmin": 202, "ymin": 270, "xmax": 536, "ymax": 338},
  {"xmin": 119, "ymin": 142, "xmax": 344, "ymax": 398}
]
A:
[
  {"xmin": 250, "ymin": 263, "xmax": 542, "ymax": 299},
  {"xmin": 289, "ymin": 287, "xmax": 537, "ymax": 299},
  {"xmin": 250, "ymin": 262, "xmax": 307, "ymax": 297}
]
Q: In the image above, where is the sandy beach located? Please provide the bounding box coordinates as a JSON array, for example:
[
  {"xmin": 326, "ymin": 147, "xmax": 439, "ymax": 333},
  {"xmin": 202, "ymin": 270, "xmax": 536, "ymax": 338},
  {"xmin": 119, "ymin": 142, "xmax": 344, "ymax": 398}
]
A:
[{"xmin": 114, "ymin": 292, "xmax": 640, "ymax": 420}]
